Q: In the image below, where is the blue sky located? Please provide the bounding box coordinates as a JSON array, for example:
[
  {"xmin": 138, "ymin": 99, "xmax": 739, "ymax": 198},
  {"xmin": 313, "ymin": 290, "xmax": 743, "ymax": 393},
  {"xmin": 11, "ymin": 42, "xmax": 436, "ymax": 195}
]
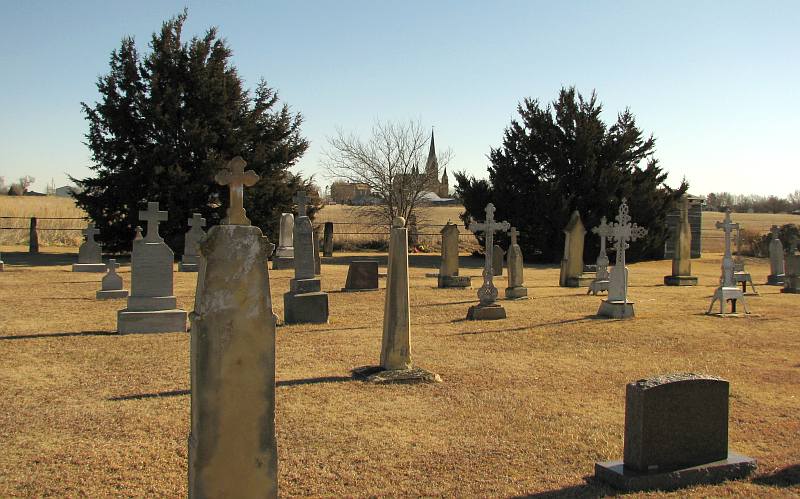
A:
[{"xmin": 1, "ymin": 1, "xmax": 798, "ymax": 196}]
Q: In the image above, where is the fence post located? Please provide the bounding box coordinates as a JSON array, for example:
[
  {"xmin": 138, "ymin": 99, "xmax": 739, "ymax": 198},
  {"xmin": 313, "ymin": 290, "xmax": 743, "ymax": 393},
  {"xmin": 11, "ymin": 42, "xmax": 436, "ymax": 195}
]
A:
[
  {"xmin": 323, "ymin": 222, "xmax": 334, "ymax": 257},
  {"xmin": 29, "ymin": 217, "xmax": 39, "ymax": 254}
]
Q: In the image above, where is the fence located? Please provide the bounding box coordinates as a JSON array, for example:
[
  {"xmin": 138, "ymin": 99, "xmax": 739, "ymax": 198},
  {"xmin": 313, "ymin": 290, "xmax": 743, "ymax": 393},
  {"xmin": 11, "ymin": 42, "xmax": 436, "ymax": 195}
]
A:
[
  {"xmin": 0, "ymin": 216, "xmax": 86, "ymax": 252},
  {"xmin": 319, "ymin": 221, "xmax": 480, "ymax": 253}
]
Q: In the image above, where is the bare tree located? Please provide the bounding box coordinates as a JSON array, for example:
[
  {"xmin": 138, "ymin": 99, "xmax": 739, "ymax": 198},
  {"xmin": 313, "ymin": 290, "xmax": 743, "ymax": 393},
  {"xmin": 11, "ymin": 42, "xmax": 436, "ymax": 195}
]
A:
[
  {"xmin": 322, "ymin": 119, "xmax": 451, "ymax": 226},
  {"xmin": 788, "ymin": 189, "xmax": 800, "ymax": 211}
]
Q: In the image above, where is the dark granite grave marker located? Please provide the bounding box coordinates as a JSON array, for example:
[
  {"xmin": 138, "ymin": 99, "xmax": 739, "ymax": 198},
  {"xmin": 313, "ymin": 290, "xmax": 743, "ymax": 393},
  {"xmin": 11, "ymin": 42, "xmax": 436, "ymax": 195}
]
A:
[{"xmin": 342, "ymin": 260, "xmax": 379, "ymax": 291}]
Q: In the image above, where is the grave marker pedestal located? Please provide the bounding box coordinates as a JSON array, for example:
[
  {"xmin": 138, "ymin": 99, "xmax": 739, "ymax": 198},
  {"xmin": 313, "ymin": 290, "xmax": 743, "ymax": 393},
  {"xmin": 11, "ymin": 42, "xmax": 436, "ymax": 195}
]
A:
[{"xmin": 707, "ymin": 210, "xmax": 749, "ymax": 315}]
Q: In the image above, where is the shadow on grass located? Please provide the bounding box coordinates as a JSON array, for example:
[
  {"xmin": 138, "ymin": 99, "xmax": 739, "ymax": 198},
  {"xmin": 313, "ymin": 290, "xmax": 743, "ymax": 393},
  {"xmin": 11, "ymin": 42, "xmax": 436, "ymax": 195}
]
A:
[
  {"xmin": 1, "ymin": 251, "xmax": 77, "ymax": 266},
  {"xmin": 412, "ymin": 299, "xmax": 476, "ymax": 308},
  {"xmin": 453, "ymin": 315, "xmax": 606, "ymax": 336},
  {"xmin": 512, "ymin": 476, "xmax": 609, "ymax": 498},
  {"xmin": 0, "ymin": 330, "xmax": 115, "ymax": 341},
  {"xmin": 752, "ymin": 464, "xmax": 800, "ymax": 488}
]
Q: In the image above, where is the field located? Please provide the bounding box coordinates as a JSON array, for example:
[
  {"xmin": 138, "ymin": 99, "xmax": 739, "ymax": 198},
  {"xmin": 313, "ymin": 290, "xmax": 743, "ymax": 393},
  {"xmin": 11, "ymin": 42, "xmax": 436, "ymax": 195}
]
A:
[{"xmin": 1, "ymin": 244, "xmax": 799, "ymax": 497}]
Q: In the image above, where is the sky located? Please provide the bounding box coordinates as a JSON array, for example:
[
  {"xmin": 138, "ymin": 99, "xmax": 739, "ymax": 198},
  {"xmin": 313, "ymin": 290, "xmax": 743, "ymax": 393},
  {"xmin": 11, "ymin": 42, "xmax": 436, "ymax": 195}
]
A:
[{"xmin": 1, "ymin": 1, "xmax": 798, "ymax": 196}]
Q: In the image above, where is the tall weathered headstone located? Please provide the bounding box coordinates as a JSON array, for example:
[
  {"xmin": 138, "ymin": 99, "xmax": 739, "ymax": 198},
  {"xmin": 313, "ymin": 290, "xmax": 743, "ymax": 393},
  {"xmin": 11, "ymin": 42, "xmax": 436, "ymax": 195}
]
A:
[
  {"xmin": 96, "ymin": 259, "xmax": 128, "ymax": 299},
  {"xmin": 560, "ymin": 210, "xmax": 592, "ymax": 287},
  {"xmin": 179, "ymin": 213, "xmax": 206, "ymax": 272},
  {"xmin": 352, "ymin": 217, "xmax": 440, "ymax": 384},
  {"xmin": 588, "ymin": 216, "xmax": 612, "ymax": 295},
  {"xmin": 595, "ymin": 373, "xmax": 756, "ymax": 492},
  {"xmin": 117, "ymin": 202, "xmax": 187, "ymax": 334},
  {"xmin": 313, "ymin": 224, "xmax": 321, "ymax": 275},
  {"xmin": 707, "ymin": 210, "xmax": 750, "ymax": 315},
  {"xmin": 781, "ymin": 238, "xmax": 800, "ymax": 294},
  {"xmin": 766, "ymin": 225, "xmax": 785, "ymax": 285},
  {"xmin": 664, "ymin": 197, "xmax": 698, "ymax": 286},
  {"xmin": 492, "ymin": 244, "xmax": 505, "ymax": 276},
  {"xmin": 322, "ymin": 221, "xmax": 334, "ymax": 257},
  {"xmin": 597, "ymin": 200, "xmax": 647, "ymax": 319},
  {"xmin": 284, "ymin": 191, "xmax": 329, "ymax": 324},
  {"xmin": 272, "ymin": 213, "xmax": 295, "ymax": 269},
  {"xmin": 466, "ymin": 203, "xmax": 509, "ymax": 320},
  {"xmin": 72, "ymin": 222, "xmax": 106, "ymax": 272},
  {"xmin": 505, "ymin": 227, "xmax": 527, "ymax": 299},
  {"xmin": 438, "ymin": 221, "xmax": 470, "ymax": 288},
  {"xmin": 189, "ymin": 156, "xmax": 278, "ymax": 498}
]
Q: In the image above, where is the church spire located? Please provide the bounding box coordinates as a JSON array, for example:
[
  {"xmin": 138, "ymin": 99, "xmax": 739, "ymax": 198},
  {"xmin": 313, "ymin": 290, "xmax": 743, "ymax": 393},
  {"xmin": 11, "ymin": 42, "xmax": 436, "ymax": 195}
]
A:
[{"xmin": 425, "ymin": 129, "xmax": 438, "ymax": 177}]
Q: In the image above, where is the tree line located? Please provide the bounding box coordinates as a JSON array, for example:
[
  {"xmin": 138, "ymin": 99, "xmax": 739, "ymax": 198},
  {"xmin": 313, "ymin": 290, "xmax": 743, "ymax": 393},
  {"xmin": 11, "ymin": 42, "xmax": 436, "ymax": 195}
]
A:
[{"xmin": 704, "ymin": 191, "xmax": 800, "ymax": 214}]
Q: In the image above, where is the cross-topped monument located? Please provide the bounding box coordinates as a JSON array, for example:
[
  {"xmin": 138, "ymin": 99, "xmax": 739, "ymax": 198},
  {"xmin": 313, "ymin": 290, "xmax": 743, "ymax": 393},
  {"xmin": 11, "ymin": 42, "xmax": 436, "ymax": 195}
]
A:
[
  {"xmin": 588, "ymin": 216, "xmax": 614, "ymax": 294},
  {"xmin": 509, "ymin": 226, "xmax": 519, "ymax": 247},
  {"xmin": 189, "ymin": 213, "xmax": 206, "ymax": 230},
  {"xmin": 215, "ymin": 156, "xmax": 260, "ymax": 225},
  {"xmin": 293, "ymin": 190, "xmax": 309, "ymax": 218},
  {"xmin": 716, "ymin": 209, "xmax": 739, "ymax": 288},
  {"xmin": 139, "ymin": 202, "xmax": 168, "ymax": 243},
  {"xmin": 83, "ymin": 222, "xmax": 100, "ymax": 243},
  {"xmin": 468, "ymin": 203, "xmax": 510, "ymax": 306}
]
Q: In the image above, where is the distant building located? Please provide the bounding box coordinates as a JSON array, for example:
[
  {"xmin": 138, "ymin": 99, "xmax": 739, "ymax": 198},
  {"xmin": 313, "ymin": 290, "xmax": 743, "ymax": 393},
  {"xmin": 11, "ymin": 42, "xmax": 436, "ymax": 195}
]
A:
[
  {"xmin": 331, "ymin": 182, "xmax": 371, "ymax": 204},
  {"xmin": 55, "ymin": 185, "xmax": 80, "ymax": 197},
  {"xmin": 421, "ymin": 131, "xmax": 449, "ymax": 198}
]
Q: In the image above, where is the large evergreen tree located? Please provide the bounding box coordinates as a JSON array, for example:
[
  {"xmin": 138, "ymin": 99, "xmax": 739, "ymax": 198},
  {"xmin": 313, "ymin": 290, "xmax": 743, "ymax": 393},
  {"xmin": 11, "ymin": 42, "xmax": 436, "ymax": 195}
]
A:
[
  {"xmin": 72, "ymin": 11, "xmax": 313, "ymax": 252},
  {"xmin": 455, "ymin": 87, "xmax": 687, "ymax": 262}
]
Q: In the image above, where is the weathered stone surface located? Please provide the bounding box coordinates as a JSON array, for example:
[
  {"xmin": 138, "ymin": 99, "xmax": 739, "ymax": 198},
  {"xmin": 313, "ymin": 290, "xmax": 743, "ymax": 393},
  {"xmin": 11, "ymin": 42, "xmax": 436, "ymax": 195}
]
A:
[
  {"xmin": 492, "ymin": 244, "xmax": 504, "ymax": 276},
  {"xmin": 505, "ymin": 227, "xmax": 527, "ymax": 299},
  {"xmin": 352, "ymin": 365, "xmax": 441, "ymax": 384},
  {"xmin": 665, "ymin": 197, "xmax": 697, "ymax": 286},
  {"xmin": 292, "ymin": 217, "xmax": 315, "ymax": 280},
  {"xmin": 598, "ymin": 299, "xmax": 635, "ymax": 319},
  {"xmin": 284, "ymin": 193, "xmax": 328, "ymax": 324},
  {"xmin": 467, "ymin": 203, "xmax": 508, "ymax": 320},
  {"xmin": 466, "ymin": 303, "xmax": 506, "ymax": 320},
  {"xmin": 438, "ymin": 275, "xmax": 471, "ymax": 288},
  {"xmin": 663, "ymin": 275, "xmax": 698, "ymax": 286},
  {"xmin": 97, "ymin": 259, "xmax": 128, "ymax": 300},
  {"xmin": 439, "ymin": 222, "xmax": 460, "ymax": 277},
  {"xmin": 73, "ymin": 222, "xmax": 105, "ymax": 272},
  {"xmin": 381, "ymin": 218, "xmax": 412, "ymax": 371},
  {"xmin": 588, "ymin": 216, "xmax": 612, "ymax": 295},
  {"xmin": 180, "ymin": 213, "xmax": 206, "ymax": 272},
  {"xmin": 343, "ymin": 260, "xmax": 379, "ymax": 291},
  {"xmin": 284, "ymin": 291, "xmax": 329, "ymax": 324},
  {"xmin": 708, "ymin": 210, "xmax": 750, "ymax": 314},
  {"xmin": 559, "ymin": 210, "xmax": 586, "ymax": 287},
  {"xmin": 322, "ymin": 221, "xmax": 334, "ymax": 257},
  {"xmin": 782, "ymin": 240, "xmax": 800, "ymax": 293},
  {"xmin": 767, "ymin": 226, "xmax": 785, "ymax": 285},
  {"xmin": 313, "ymin": 225, "xmax": 321, "ymax": 275},
  {"xmin": 274, "ymin": 213, "xmax": 294, "ymax": 258},
  {"xmin": 189, "ymin": 224, "xmax": 277, "ymax": 498}
]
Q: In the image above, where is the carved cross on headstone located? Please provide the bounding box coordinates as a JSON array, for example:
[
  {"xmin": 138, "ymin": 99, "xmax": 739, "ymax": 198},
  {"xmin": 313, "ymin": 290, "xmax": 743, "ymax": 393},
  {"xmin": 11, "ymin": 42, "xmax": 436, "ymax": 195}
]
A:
[
  {"xmin": 468, "ymin": 203, "xmax": 510, "ymax": 306},
  {"xmin": 189, "ymin": 213, "xmax": 206, "ymax": 230},
  {"xmin": 509, "ymin": 226, "xmax": 520, "ymax": 246},
  {"xmin": 139, "ymin": 202, "xmax": 168, "ymax": 243},
  {"xmin": 716, "ymin": 209, "xmax": 739, "ymax": 287},
  {"xmin": 83, "ymin": 222, "xmax": 100, "ymax": 243},
  {"xmin": 609, "ymin": 199, "xmax": 647, "ymax": 269},
  {"xmin": 592, "ymin": 216, "xmax": 613, "ymax": 259},
  {"xmin": 215, "ymin": 156, "xmax": 260, "ymax": 225},
  {"xmin": 293, "ymin": 190, "xmax": 309, "ymax": 217}
]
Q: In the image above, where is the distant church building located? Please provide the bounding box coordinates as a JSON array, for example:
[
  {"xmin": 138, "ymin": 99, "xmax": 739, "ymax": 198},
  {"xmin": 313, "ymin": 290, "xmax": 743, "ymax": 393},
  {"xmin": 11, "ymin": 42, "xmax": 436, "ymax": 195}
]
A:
[{"xmin": 415, "ymin": 130, "xmax": 449, "ymax": 198}]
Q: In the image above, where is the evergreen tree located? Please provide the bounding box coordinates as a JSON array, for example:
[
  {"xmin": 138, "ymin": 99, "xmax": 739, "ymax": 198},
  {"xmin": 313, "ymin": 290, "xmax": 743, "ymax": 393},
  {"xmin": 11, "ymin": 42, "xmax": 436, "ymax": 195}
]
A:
[
  {"xmin": 455, "ymin": 87, "xmax": 687, "ymax": 262},
  {"xmin": 72, "ymin": 11, "xmax": 313, "ymax": 253}
]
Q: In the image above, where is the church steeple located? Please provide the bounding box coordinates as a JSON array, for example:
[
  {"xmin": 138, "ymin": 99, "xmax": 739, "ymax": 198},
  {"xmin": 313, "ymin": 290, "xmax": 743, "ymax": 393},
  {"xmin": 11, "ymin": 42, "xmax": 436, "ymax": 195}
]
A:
[{"xmin": 425, "ymin": 129, "xmax": 438, "ymax": 177}]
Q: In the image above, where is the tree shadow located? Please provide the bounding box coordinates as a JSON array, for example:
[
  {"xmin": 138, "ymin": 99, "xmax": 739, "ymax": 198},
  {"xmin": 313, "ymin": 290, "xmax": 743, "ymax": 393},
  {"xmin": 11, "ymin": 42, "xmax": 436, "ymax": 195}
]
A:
[
  {"xmin": 752, "ymin": 464, "xmax": 800, "ymax": 488},
  {"xmin": 0, "ymin": 330, "xmax": 116, "ymax": 341}
]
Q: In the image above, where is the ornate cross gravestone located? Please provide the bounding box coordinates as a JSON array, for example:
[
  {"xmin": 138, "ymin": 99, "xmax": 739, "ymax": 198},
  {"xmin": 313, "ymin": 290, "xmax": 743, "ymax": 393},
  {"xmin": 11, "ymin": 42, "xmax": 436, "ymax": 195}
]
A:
[
  {"xmin": 283, "ymin": 191, "xmax": 328, "ymax": 324},
  {"xmin": 767, "ymin": 225, "xmax": 785, "ymax": 285},
  {"xmin": 96, "ymin": 259, "xmax": 128, "ymax": 299},
  {"xmin": 190, "ymin": 157, "xmax": 279, "ymax": 498},
  {"xmin": 272, "ymin": 213, "xmax": 295, "ymax": 269},
  {"xmin": 595, "ymin": 373, "xmax": 756, "ymax": 492},
  {"xmin": 664, "ymin": 197, "xmax": 698, "ymax": 286},
  {"xmin": 781, "ymin": 238, "xmax": 800, "ymax": 294},
  {"xmin": 707, "ymin": 210, "xmax": 749, "ymax": 315},
  {"xmin": 588, "ymin": 216, "xmax": 613, "ymax": 295},
  {"xmin": 597, "ymin": 200, "xmax": 647, "ymax": 319},
  {"xmin": 179, "ymin": 213, "xmax": 207, "ymax": 272},
  {"xmin": 215, "ymin": 156, "xmax": 259, "ymax": 225},
  {"xmin": 117, "ymin": 201, "xmax": 187, "ymax": 334},
  {"xmin": 505, "ymin": 227, "xmax": 528, "ymax": 299},
  {"xmin": 438, "ymin": 221, "xmax": 470, "ymax": 288},
  {"xmin": 72, "ymin": 222, "xmax": 106, "ymax": 272},
  {"xmin": 466, "ymin": 203, "xmax": 510, "ymax": 320},
  {"xmin": 732, "ymin": 226, "xmax": 758, "ymax": 295}
]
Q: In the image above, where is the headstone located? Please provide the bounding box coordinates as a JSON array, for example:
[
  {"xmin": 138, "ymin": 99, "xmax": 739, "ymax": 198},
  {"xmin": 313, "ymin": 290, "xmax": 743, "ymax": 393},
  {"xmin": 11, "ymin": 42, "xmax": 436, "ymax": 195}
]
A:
[
  {"xmin": 313, "ymin": 225, "xmax": 321, "ymax": 275},
  {"xmin": 284, "ymin": 191, "xmax": 328, "ymax": 324},
  {"xmin": 707, "ymin": 210, "xmax": 749, "ymax": 315},
  {"xmin": 438, "ymin": 221, "xmax": 470, "ymax": 288},
  {"xmin": 781, "ymin": 238, "xmax": 800, "ymax": 294},
  {"xmin": 732, "ymin": 226, "xmax": 758, "ymax": 295},
  {"xmin": 351, "ymin": 217, "xmax": 441, "ymax": 384},
  {"xmin": 492, "ymin": 244, "xmax": 505, "ymax": 276},
  {"xmin": 560, "ymin": 210, "xmax": 592, "ymax": 287},
  {"xmin": 466, "ymin": 203, "xmax": 509, "ymax": 320},
  {"xmin": 595, "ymin": 373, "xmax": 756, "ymax": 492},
  {"xmin": 505, "ymin": 227, "xmax": 527, "ymax": 299},
  {"xmin": 72, "ymin": 222, "xmax": 106, "ymax": 272},
  {"xmin": 597, "ymin": 199, "xmax": 647, "ymax": 319},
  {"xmin": 179, "ymin": 213, "xmax": 206, "ymax": 272},
  {"xmin": 408, "ymin": 214, "xmax": 419, "ymax": 248},
  {"xmin": 96, "ymin": 259, "xmax": 129, "ymax": 299},
  {"xmin": 767, "ymin": 225, "xmax": 785, "ymax": 285},
  {"xmin": 664, "ymin": 197, "xmax": 703, "ymax": 259},
  {"xmin": 342, "ymin": 260, "xmax": 379, "ymax": 291},
  {"xmin": 588, "ymin": 216, "xmax": 612, "ymax": 295},
  {"xmin": 322, "ymin": 221, "xmax": 334, "ymax": 257},
  {"xmin": 664, "ymin": 197, "xmax": 698, "ymax": 286},
  {"xmin": 117, "ymin": 201, "xmax": 187, "ymax": 334},
  {"xmin": 189, "ymin": 157, "xmax": 278, "ymax": 498},
  {"xmin": 272, "ymin": 213, "xmax": 295, "ymax": 269}
]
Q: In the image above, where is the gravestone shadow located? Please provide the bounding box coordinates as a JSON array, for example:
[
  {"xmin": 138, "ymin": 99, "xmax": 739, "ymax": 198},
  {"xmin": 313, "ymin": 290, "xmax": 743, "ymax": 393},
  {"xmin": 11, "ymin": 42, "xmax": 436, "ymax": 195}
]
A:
[
  {"xmin": 0, "ymin": 330, "xmax": 115, "ymax": 341},
  {"xmin": 1, "ymin": 251, "xmax": 77, "ymax": 266},
  {"xmin": 752, "ymin": 464, "xmax": 800, "ymax": 488}
]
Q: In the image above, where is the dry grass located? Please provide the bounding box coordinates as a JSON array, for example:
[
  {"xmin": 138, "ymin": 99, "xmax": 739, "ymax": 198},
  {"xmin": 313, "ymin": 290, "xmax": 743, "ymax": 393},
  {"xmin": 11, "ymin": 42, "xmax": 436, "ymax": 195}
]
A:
[
  {"xmin": 0, "ymin": 196, "xmax": 86, "ymax": 247},
  {"xmin": 701, "ymin": 212, "xmax": 800, "ymax": 253},
  {"xmin": 0, "ymin": 245, "xmax": 798, "ymax": 497}
]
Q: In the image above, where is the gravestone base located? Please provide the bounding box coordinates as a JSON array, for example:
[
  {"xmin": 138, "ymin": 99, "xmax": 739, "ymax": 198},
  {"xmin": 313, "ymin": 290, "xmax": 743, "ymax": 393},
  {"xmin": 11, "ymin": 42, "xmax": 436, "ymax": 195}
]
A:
[
  {"xmin": 283, "ymin": 291, "xmax": 329, "ymax": 324},
  {"xmin": 439, "ymin": 275, "xmax": 471, "ymax": 288},
  {"xmin": 117, "ymin": 309, "xmax": 187, "ymax": 334},
  {"xmin": 96, "ymin": 289, "xmax": 129, "ymax": 300},
  {"xmin": 766, "ymin": 274, "xmax": 784, "ymax": 286},
  {"xmin": 72, "ymin": 263, "xmax": 107, "ymax": 273},
  {"xmin": 598, "ymin": 300, "xmax": 635, "ymax": 319},
  {"xmin": 466, "ymin": 303, "xmax": 506, "ymax": 320},
  {"xmin": 588, "ymin": 279, "xmax": 610, "ymax": 295},
  {"xmin": 271, "ymin": 256, "xmax": 294, "ymax": 270},
  {"xmin": 352, "ymin": 365, "xmax": 441, "ymax": 384},
  {"xmin": 505, "ymin": 286, "xmax": 528, "ymax": 300},
  {"xmin": 594, "ymin": 452, "xmax": 756, "ymax": 492},
  {"xmin": 664, "ymin": 275, "xmax": 698, "ymax": 286},
  {"xmin": 178, "ymin": 261, "xmax": 199, "ymax": 272},
  {"xmin": 780, "ymin": 276, "xmax": 800, "ymax": 293},
  {"xmin": 290, "ymin": 277, "xmax": 321, "ymax": 294},
  {"xmin": 565, "ymin": 274, "xmax": 595, "ymax": 287},
  {"xmin": 707, "ymin": 287, "xmax": 749, "ymax": 315}
]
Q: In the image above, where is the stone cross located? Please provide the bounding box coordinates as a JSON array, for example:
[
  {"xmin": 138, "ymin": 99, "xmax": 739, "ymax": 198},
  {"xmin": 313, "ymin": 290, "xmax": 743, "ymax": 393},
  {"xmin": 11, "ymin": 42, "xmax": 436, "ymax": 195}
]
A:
[
  {"xmin": 468, "ymin": 203, "xmax": 510, "ymax": 305},
  {"xmin": 716, "ymin": 209, "xmax": 739, "ymax": 287},
  {"xmin": 83, "ymin": 222, "xmax": 100, "ymax": 243},
  {"xmin": 215, "ymin": 156, "xmax": 260, "ymax": 225},
  {"xmin": 592, "ymin": 216, "xmax": 614, "ymax": 280},
  {"xmin": 607, "ymin": 199, "xmax": 647, "ymax": 302},
  {"xmin": 293, "ymin": 190, "xmax": 309, "ymax": 217},
  {"xmin": 189, "ymin": 213, "xmax": 206, "ymax": 230},
  {"xmin": 509, "ymin": 226, "xmax": 519, "ymax": 246},
  {"xmin": 139, "ymin": 202, "xmax": 168, "ymax": 242}
]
